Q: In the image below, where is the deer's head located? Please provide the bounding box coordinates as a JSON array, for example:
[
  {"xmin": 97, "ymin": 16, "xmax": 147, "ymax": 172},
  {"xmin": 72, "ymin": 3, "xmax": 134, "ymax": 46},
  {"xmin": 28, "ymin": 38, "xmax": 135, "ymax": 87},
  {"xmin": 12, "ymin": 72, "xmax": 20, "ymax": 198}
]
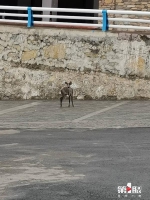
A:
[{"xmin": 65, "ymin": 82, "xmax": 72, "ymax": 88}]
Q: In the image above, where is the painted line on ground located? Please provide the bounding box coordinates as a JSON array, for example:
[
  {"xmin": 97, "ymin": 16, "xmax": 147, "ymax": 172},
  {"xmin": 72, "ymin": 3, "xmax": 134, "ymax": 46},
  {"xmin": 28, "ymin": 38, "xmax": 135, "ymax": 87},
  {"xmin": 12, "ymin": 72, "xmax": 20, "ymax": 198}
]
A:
[
  {"xmin": 72, "ymin": 101, "xmax": 128, "ymax": 122},
  {"xmin": 0, "ymin": 102, "xmax": 40, "ymax": 115},
  {"xmin": 122, "ymin": 142, "xmax": 133, "ymax": 154},
  {"xmin": 0, "ymin": 143, "xmax": 18, "ymax": 147}
]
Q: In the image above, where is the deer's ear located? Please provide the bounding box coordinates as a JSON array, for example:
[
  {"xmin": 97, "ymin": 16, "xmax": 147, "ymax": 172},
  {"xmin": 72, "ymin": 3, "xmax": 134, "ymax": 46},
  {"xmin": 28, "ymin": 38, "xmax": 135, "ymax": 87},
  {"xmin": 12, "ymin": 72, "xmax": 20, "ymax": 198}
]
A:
[
  {"xmin": 69, "ymin": 81, "xmax": 72, "ymax": 85},
  {"xmin": 65, "ymin": 82, "xmax": 68, "ymax": 84}
]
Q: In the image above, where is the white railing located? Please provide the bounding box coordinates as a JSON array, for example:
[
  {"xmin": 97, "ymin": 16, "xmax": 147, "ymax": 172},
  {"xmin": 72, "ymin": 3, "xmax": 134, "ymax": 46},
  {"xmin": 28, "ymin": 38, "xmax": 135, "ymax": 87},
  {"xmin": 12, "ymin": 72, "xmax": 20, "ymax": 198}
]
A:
[{"xmin": 0, "ymin": 5, "xmax": 150, "ymax": 31}]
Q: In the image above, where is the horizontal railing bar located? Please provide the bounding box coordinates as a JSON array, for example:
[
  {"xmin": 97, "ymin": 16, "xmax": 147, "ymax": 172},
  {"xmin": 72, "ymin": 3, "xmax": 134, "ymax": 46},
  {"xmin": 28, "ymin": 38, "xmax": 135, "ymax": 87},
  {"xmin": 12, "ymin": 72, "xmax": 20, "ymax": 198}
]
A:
[
  {"xmin": 33, "ymin": 14, "xmax": 102, "ymax": 21},
  {"xmin": 109, "ymin": 17, "xmax": 150, "ymax": 23},
  {"xmin": 0, "ymin": 13, "xmax": 27, "ymax": 17},
  {"xmin": 32, "ymin": 7, "xmax": 102, "ymax": 13},
  {"xmin": 34, "ymin": 21, "xmax": 102, "ymax": 27},
  {"xmin": 0, "ymin": 6, "xmax": 150, "ymax": 16},
  {"xmin": 1, "ymin": 6, "xmax": 150, "ymax": 16},
  {"xmin": 0, "ymin": 6, "xmax": 27, "ymax": 11},
  {"xmin": 109, "ymin": 24, "xmax": 150, "ymax": 30},
  {"xmin": 107, "ymin": 10, "xmax": 150, "ymax": 16},
  {"xmin": 0, "ymin": 19, "xmax": 27, "ymax": 23}
]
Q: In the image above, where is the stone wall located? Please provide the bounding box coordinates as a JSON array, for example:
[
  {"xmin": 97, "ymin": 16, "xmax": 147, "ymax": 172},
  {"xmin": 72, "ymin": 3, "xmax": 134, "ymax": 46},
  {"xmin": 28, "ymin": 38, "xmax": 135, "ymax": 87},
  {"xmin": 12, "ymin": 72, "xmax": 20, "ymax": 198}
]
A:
[
  {"xmin": 100, "ymin": 0, "xmax": 150, "ymax": 11},
  {"xmin": 0, "ymin": 25, "xmax": 150, "ymax": 100}
]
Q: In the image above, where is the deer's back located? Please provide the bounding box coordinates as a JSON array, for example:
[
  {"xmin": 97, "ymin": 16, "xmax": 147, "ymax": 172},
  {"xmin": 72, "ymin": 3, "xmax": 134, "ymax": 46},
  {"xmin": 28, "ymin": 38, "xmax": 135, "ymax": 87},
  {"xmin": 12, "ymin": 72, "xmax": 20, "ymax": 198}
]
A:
[{"xmin": 61, "ymin": 87, "xmax": 73, "ymax": 95}]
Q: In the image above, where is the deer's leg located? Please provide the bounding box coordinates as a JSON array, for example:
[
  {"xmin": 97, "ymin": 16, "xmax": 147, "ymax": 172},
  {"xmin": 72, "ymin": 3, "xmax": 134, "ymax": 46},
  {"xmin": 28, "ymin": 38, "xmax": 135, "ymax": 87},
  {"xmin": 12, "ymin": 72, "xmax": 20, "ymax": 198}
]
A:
[
  {"xmin": 60, "ymin": 96, "xmax": 64, "ymax": 107},
  {"xmin": 71, "ymin": 96, "xmax": 74, "ymax": 107},
  {"xmin": 68, "ymin": 95, "xmax": 71, "ymax": 107}
]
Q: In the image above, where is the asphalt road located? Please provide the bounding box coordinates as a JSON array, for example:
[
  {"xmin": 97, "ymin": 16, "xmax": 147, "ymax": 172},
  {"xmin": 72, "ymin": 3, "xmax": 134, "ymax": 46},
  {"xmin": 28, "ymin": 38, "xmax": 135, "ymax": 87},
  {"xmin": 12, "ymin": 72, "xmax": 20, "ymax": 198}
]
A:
[{"xmin": 0, "ymin": 100, "xmax": 150, "ymax": 200}]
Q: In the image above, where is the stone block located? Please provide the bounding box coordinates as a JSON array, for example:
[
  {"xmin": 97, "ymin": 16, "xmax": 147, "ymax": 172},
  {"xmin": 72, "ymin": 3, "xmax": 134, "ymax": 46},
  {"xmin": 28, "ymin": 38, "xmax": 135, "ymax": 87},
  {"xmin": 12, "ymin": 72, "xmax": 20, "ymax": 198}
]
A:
[
  {"xmin": 22, "ymin": 50, "xmax": 37, "ymax": 61},
  {"xmin": 44, "ymin": 44, "xmax": 66, "ymax": 59},
  {"xmin": 103, "ymin": 0, "xmax": 114, "ymax": 4}
]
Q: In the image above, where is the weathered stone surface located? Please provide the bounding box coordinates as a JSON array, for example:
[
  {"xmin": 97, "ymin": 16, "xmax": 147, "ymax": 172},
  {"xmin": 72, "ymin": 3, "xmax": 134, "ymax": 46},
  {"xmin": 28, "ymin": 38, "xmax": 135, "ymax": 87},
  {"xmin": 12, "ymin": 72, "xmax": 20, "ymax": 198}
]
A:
[
  {"xmin": 13, "ymin": 45, "xmax": 21, "ymax": 51},
  {"xmin": 0, "ymin": 45, "xmax": 4, "ymax": 53},
  {"xmin": 77, "ymin": 95, "xmax": 85, "ymax": 100},
  {"xmin": 1, "ymin": 61, "xmax": 150, "ymax": 100},
  {"xmin": 0, "ymin": 26, "xmax": 150, "ymax": 100}
]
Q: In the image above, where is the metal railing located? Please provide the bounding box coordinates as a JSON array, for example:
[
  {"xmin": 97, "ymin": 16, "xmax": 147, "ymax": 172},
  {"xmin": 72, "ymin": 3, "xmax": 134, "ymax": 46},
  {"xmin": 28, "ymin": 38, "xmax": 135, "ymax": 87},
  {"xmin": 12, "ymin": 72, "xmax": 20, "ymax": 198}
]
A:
[{"xmin": 0, "ymin": 5, "xmax": 150, "ymax": 31}]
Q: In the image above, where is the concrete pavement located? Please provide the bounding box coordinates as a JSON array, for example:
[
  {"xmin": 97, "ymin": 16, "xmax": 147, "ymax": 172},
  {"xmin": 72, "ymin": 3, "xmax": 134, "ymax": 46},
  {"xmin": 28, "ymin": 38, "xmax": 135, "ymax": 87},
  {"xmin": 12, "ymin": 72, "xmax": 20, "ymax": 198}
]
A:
[
  {"xmin": 0, "ymin": 100, "xmax": 150, "ymax": 200},
  {"xmin": 0, "ymin": 100, "xmax": 150, "ymax": 129}
]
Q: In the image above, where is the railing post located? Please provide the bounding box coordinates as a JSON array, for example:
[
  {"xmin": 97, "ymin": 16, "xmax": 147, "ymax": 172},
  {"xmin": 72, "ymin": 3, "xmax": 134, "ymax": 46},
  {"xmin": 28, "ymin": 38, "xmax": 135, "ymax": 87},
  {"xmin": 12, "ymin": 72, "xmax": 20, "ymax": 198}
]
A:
[
  {"xmin": 102, "ymin": 10, "xmax": 108, "ymax": 31},
  {"xmin": 27, "ymin": 7, "xmax": 33, "ymax": 28}
]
